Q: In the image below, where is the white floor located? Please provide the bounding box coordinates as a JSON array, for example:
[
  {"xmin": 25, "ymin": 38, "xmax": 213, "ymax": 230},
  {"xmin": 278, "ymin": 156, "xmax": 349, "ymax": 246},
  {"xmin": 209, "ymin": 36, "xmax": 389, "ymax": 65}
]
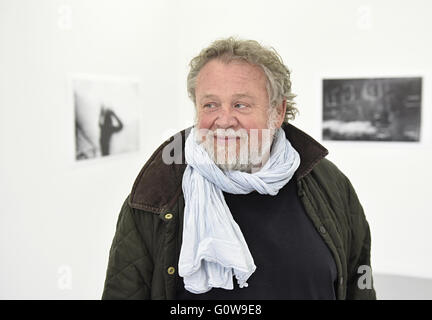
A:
[{"xmin": 373, "ymin": 273, "xmax": 432, "ymax": 300}]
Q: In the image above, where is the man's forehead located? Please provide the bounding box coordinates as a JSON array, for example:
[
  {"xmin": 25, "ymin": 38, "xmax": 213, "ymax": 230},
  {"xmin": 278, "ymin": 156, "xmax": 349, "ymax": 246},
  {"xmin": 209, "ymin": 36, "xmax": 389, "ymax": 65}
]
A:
[
  {"xmin": 195, "ymin": 60, "xmax": 268, "ymax": 103},
  {"xmin": 197, "ymin": 59, "xmax": 265, "ymax": 81}
]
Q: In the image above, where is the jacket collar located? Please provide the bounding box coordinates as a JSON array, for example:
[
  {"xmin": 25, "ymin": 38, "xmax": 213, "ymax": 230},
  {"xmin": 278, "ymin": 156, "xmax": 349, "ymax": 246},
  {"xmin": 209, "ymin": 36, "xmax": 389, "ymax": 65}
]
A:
[{"xmin": 129, "ymin": 123, "xmax": 328, "ymax": 213}]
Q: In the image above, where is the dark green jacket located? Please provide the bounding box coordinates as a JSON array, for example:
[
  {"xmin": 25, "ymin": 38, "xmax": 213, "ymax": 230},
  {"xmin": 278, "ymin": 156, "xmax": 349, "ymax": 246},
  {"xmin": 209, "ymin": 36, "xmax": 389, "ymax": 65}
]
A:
[{"xmin": 102, "ymin": 123, "xmax": 376, "ymax": 300}]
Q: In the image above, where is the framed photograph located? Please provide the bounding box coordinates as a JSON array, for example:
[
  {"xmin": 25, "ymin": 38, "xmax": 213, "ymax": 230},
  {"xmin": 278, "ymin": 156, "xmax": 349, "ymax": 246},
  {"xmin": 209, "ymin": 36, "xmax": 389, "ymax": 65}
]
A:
[
  {"xmin": 71, "ymin": 74, "xmax": 141, "ymax": 161},
  {"xmin": 322, "ymin": 77, "xmax": 422, "ymax": 142}
]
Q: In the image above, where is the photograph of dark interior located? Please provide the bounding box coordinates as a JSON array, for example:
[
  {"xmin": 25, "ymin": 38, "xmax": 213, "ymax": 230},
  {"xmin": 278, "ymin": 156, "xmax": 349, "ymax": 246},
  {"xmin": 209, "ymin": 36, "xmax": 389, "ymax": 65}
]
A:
[{"xmin": 322, "ymin": 77, "xmax": 422, "ymax": 142}]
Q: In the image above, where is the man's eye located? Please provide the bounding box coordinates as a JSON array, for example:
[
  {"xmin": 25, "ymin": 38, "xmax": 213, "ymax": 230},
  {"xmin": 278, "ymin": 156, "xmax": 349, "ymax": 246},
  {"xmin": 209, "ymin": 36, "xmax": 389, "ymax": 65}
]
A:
[
  {"xmin": 203, "ymin": 103, "xmax": 217, "ymax": 109},
  {"xmin": 234, "ymin": 103, "xmax": 248, "ymax": 109}
]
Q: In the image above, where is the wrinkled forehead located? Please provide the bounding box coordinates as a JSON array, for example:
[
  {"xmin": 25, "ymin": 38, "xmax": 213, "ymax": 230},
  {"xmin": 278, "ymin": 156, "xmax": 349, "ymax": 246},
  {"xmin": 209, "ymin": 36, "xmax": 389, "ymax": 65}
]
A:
[{"xmin": 195, "ymin": 59, "xmax": 268, "ymax": 100}]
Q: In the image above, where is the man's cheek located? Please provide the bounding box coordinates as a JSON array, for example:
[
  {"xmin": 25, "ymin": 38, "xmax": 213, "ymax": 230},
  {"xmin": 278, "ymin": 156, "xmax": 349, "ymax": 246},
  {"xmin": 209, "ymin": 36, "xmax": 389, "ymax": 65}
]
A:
[{"xmin": 196, "ymin": 113, "xmax": 214, "ymax": 129}]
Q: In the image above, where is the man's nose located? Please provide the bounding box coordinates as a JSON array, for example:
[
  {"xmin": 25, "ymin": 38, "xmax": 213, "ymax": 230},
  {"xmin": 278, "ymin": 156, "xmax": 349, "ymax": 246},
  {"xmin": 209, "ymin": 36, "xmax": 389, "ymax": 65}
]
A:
[{"xmin": 214, "ymin": 106, "xmax": 239, "ymax": 129}]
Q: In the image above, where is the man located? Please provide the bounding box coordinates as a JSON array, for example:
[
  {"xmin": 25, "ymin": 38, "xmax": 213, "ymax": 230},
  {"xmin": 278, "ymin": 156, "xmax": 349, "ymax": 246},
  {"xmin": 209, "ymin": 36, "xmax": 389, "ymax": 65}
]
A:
[{"xmin": 102, "ymin": 37, "xmax": 376, "ymax": 300}]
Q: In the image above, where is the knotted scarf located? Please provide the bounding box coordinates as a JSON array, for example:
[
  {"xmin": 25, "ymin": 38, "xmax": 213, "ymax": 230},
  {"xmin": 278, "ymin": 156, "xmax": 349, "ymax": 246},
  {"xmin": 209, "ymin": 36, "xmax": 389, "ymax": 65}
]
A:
[{"xmin": 178, "ymin": 126, "xmax": 301, "ymax": 294}]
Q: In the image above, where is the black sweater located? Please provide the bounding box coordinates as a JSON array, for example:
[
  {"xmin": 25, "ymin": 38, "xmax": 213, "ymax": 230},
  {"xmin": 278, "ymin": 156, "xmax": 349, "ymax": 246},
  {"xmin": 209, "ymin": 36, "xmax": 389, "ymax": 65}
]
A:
[{"xmin": 176, "ymin": 177, "xmax": 337, "ymax": 300}]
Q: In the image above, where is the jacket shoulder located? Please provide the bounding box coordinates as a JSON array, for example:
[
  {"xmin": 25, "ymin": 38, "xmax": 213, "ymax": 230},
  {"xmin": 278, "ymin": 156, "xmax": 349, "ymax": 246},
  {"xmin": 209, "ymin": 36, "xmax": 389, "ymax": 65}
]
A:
[
  {"xmin": 305, "ymin": 158, "xmax": 359, "ymax": 214},
  {"xmin": 128, "ymin": 127, "xmax": 191, "ymax": 213},
  {"xmin": 309, "ymin": 158, "xmax": 349, "ymax": 185},
  {"xmin": 307, "ymin": 158, "xmax": 365, "ymax": 222}
]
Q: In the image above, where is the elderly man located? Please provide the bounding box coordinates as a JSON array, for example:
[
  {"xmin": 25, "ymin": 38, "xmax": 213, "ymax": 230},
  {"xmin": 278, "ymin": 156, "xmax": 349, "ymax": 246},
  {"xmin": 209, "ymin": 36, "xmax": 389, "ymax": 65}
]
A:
[{"xmin": 102, "ymin": 37, "xmax": 376, "ymax": 300}]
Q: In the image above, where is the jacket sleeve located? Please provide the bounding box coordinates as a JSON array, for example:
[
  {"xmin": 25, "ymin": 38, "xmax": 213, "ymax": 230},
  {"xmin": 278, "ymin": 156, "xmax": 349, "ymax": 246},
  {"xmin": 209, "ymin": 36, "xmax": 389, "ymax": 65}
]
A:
[
  {"xmin": 344, "ymin": 178, "xmax": 377, "ymax": 300},
  {"xmin": 102, "ymin": 196, "xmax": 153, "ymax": 299}
]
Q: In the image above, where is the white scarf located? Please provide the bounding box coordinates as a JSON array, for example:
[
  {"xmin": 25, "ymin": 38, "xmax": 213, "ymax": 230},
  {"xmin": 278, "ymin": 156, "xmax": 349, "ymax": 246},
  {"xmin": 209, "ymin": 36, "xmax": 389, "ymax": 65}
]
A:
[{"xmin": 178, "ymin": 126, "xmax": 301, "ymax": 294}]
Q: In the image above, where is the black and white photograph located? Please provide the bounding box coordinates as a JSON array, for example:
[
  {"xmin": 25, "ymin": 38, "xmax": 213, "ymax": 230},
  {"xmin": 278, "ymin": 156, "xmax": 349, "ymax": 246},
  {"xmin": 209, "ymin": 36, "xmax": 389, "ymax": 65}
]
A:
[
  {"xmin": 72, "ymin": 75, "xmax": 141, "ymax": 161},
  {"xmin": 322, "ymin": 77, "xmax": 422, "ymax": 142}
]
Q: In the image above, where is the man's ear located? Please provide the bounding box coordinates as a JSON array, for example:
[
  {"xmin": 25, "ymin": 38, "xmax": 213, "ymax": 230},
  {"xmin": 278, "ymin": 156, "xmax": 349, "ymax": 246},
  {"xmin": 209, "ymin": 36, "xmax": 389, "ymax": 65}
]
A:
[{"xmin": 276, "ymin": 99, "xmax": 287, "ymax": 128}]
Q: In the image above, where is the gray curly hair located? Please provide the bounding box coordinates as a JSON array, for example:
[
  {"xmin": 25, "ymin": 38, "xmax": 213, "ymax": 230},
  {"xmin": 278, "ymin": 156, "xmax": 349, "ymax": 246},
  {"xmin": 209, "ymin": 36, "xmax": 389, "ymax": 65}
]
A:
[{"xmin": 187, "ymin": 37, "xmax": 298, "ymax": 123}]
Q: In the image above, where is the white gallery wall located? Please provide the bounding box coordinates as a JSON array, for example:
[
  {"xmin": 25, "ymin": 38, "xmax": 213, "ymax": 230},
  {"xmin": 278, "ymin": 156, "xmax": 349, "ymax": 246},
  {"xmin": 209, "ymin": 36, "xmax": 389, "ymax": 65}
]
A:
[{"xmin": 1, "ymin": 0, "xmax": 431, "ymax": 299}]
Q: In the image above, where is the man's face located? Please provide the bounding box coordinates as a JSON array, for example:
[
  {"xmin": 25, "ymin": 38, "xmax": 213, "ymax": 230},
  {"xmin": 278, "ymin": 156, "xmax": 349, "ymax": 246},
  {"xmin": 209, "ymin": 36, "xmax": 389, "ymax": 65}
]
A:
[{"xmin": 194, "ymin": 59, "xmax": 285, "ymax": 172}]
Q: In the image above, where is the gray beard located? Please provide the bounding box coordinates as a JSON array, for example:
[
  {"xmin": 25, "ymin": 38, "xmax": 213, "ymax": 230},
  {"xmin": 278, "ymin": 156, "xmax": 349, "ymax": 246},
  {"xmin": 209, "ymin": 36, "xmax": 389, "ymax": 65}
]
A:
[{"xmin": 194, "ymin": 114, "xmax": 279, "ymax": 173}]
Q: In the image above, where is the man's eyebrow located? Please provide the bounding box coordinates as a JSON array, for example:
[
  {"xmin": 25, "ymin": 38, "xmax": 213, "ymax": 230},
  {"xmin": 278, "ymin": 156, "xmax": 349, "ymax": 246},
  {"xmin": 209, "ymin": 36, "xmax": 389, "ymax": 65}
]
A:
[
  {"xmin": 199, "ymin": 94, "xmax": 219, "ymax": 101},
  {"xmin": 198, "ymin": 93, "xmax": 254, "ymax": 102},
  {"xmin": 232, "ymin": 93, "xmax": 254, "ymax": 99},
  {"xmin": 199, "ymin": 93, "xmax": 254, "ymax": 101}
]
